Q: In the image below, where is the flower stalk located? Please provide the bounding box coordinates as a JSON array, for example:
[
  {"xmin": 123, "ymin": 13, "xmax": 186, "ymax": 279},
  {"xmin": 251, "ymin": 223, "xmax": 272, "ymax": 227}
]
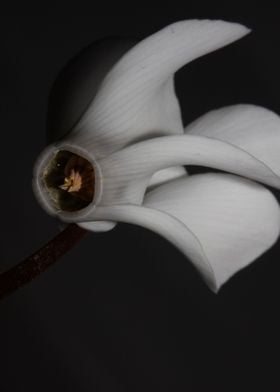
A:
[{"xmin": 0, "ymin": 224, "xmax": 87, "ymax": 301}]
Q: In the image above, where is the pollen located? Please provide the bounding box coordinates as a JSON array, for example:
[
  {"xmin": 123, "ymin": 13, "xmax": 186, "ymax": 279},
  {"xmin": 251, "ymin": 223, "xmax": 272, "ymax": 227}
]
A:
[
  {"xmin": 59, "ymin": 154, "xmax": 94, "ymax": 202},
  {"xmin": 60, "ymin": 169, "xmax": 82, "ymax": 192}
]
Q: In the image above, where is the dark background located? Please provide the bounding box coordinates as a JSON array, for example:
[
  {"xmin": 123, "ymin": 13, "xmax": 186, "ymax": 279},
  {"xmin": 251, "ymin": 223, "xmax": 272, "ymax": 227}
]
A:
[{"xmin": 1, "ymin": 4, "xmax": 280, "ymax": 391}]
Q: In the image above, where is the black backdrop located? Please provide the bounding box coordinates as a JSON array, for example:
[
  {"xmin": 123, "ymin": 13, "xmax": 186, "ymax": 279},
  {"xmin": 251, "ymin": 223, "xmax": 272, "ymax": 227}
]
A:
[{"xmin": 1, "ymin": 4, "xmax": 280, "ymax": 391}]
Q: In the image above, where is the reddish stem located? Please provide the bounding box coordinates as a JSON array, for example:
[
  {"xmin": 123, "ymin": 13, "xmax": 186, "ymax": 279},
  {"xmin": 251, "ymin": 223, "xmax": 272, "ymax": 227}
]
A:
[{"xmin": 0, "ymin": 224, "xmax": 88, "ymax": 301}]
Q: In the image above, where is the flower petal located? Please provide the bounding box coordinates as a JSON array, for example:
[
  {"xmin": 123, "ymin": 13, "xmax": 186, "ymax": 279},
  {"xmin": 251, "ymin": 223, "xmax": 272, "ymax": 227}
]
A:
[
  {"xmin": 78, "ymin": 221, "xmax": 116, "ymax": 232},
  {"xmin": 99, "ymin": 134, "xmax": 280, "ymax": 205},
  {"xmin": 84, "ymin": 173, "xmax": 280, "ymax": 291},
  {"xmin": 86, "ymin": 202, "xmax": 217, "ymax": 291},
  {"xmin": 144, "ymin": 174, "xmax": 280, "ymax": 290},
  {"xmin": 69, "ymin": 20, "xmax": 250, "ymax": 158},
  {"xmin": 185, "ymin": 104, "xmax": 280, "ymax": 178},
  {"xmin": 148, "ymin": 166, "xmax": 187, "ymax": 189},
  {"xmin": 46, "ymin": 38, "xmax": 136, "ymax": 142}
]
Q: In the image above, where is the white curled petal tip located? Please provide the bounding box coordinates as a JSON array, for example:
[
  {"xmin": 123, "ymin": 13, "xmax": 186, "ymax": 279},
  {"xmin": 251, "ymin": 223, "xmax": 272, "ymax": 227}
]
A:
[
  {"xmin": 185, "ymin": 104, "xmax": 280, "ymax": 180},
  {"xmin": 69, "ymin": 20, "xmax": 251, "ymax": 158},
  {"xmin": 143, "ymin": 173, "xmax": 280, "ymax": 290},
  {"xmin": 78, "ymin": 221, "xmax": 116, "ymax": 232}
]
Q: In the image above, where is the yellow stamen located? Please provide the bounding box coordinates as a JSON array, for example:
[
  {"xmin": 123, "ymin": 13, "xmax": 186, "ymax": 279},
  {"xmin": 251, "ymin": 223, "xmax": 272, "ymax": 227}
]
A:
[{"xmin": 59, "ymin": 169, "xmax": 82, "ymax": 193}]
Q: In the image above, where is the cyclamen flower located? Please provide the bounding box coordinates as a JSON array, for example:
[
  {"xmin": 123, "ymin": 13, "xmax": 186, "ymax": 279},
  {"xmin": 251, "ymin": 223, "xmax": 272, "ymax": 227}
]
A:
[{"xmin": 33, "ymin": 20, "xmax": 280, "ymax": 292}]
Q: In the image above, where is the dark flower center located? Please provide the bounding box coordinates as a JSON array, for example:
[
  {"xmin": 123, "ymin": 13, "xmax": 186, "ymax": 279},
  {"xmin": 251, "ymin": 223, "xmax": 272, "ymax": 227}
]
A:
[{"xmin": 42, "ymin": 150, "xmax": 95, "ymax": 212}]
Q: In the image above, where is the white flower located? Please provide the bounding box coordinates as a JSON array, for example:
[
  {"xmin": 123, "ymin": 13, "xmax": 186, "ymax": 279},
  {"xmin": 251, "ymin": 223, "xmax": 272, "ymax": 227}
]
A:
[{"xmin": 33, "ymin": 20, "xmax": 280, "ymax": 292}]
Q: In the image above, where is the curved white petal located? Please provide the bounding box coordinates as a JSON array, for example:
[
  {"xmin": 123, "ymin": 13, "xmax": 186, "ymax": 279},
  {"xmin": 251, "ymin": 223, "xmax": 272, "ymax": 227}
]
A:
[
  {"xmin": 185, "ymin": 104, "xmax": 280, "ymax": 178},
  {"xmin": 144, "ymin": 174, "xmax": 280, "ymax": 289},
  {"xmin": 69, "ymin": 20, "xmax": 250, "ymax": 158},
  {"xmin": 99, "ymin": 134, "xmax": 280, "ymax": 205},
  {"xmin": 78, "ymin": 221, "xmax": 116, "ymax": 232},
  {"xmin": 86, "ymin": 204, "xmax": 217, "ymax": 291},
  {"xmin": 148, "ymin": 166, "xmax": 187, "ymax": 189},
  {"xmin": 83, "ymin": 174, "xmax": 280, "ymax": 291}
]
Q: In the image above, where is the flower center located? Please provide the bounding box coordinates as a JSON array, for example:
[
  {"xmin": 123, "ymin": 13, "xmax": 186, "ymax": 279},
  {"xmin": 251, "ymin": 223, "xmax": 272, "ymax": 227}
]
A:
[{"xmin": 42, "ymin": 150, "xmax": 95, "ymax": 212}]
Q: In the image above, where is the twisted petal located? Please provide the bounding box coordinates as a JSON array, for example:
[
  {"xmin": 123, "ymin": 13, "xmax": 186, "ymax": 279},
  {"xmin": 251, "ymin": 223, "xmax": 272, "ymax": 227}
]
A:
[
  {"xmin": 83, "ymin": 201, "xmax": 216, "ymax": 291},
  {"xmin": 69, "ymin": 20, "xmax": 250, "ymax": 158},
  {"xmin": 99, "ymin": 134, "xmax": 280, "ymax": 205},
  {"xmin": 148, "ymin": 166, "xmax": 187, "ymax": 189},
  {"xmin": 86, "ymin": 174, "xmax": 280, "ymax": 291},
  {"xmin": 185, "ymin": 104, "xmax": 280, "ymax": 178}
]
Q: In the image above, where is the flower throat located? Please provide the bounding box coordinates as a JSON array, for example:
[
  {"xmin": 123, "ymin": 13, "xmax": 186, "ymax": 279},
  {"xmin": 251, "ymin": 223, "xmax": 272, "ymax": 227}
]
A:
[{"xmin": 43, "ymin": 151, "xmax": 95, "ymax": 212}]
